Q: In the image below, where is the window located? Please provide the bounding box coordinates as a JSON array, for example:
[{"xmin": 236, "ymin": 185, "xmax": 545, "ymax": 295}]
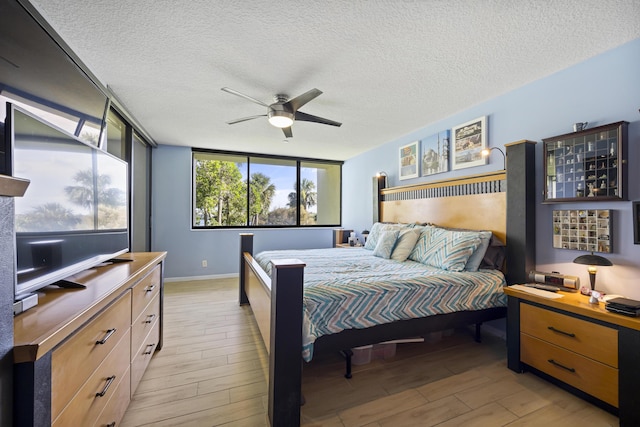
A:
[{"xmin": 192, "ymin": 150, "xmax": 342, "ymax": 228}]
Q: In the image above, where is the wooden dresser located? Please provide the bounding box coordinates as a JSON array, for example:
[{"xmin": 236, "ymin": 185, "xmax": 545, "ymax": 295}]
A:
[
  {"xmin": 505, "ymin": 287, "xmax": 640, "ymax": 427},
  {"xmin": 13, "ymin": 252, "xmax": 166, "ymax": 427}
]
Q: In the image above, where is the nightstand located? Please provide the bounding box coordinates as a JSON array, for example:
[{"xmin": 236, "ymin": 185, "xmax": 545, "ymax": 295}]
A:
[
  {"xmin": 335, "ymin": 243, "xmax": 363, "ymax": 248},
  {"xmin": 504, "ymin": 286, "xmax": 640, "ymax": 426}
]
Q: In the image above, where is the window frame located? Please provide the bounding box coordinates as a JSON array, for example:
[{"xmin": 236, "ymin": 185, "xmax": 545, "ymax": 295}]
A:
[{"xmin": 191, "ymin": 148, "xmax": 343, "ymax": 229}]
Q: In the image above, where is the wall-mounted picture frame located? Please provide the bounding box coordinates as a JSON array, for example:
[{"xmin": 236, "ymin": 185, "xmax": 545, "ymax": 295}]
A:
[
  {"xmin": 399, "ymin": 141, "xmax": 419, "ymax": 180},
  {"xmin": 633, "ymin": 201, "xmax": 640, "ymax": 244},
  {"xmin": 421, "ymin": 130, "xmax": 450, "ymax": 176},
  {"xmin": 452, "ymin": 116, "xmax": 487, "ymax": 170},
  {"xmin": 552, "ymin": 209, "xmax": 612, "ymax": 253}
]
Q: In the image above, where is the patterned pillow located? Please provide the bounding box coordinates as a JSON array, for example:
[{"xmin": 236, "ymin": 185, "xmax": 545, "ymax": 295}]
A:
[
  {"xmin": 390, "ymin": 228, "xmax": 421, "ymax": 261},
  {"xmin": 419, "ymin": 228, "xmax": 482, "ymax": 271},
  {"xmin": 364, "ymin": 222, "xmax": 404, "ymax": 250},
  {"xmin": 408, "ymin": 225, "xmax": 435, "ymax": 262},
  {"xmin": 373, "ymin": 230, "xmax": 400, "ymax": 259}
]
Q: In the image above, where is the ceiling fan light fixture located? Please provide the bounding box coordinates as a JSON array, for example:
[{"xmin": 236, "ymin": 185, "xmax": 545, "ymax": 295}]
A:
[{"xmin": 268, "ymin": 110, "xmax": 294, "ymax": 128}]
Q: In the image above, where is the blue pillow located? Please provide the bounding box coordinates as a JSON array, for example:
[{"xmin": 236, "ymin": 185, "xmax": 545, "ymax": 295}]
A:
[{"xmin": 463, "ymin": 231, "xmax": 493, "ymax": 272}]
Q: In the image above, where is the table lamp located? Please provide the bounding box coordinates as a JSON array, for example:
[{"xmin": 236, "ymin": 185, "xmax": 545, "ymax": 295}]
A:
[{"xmin": 573, "ymin": 252, "xmax": 612, "ymax": 291}]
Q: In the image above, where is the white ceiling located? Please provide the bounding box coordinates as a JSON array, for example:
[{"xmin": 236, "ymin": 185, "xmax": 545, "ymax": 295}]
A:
[{"xmin": 28, "ymin": 0, "xmax": 640, "ymax": 161}]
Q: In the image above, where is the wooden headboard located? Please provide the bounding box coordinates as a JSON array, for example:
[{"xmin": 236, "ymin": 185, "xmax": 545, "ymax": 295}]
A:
[{"xmin": 379, "ymin": 170, "xmax": 507, "ymax": 243}]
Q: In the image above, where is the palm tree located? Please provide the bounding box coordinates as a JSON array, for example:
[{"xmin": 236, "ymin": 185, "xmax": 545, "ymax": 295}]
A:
[
  {"xmin": 300, "ymin": 178, "xmax": 317, "ymax": 210},
  {"xmin": 249, "ymin": 173, "xmax": 276, "ymax": 225}
]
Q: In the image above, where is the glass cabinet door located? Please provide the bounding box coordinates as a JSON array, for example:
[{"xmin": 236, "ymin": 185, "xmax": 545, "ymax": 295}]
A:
[{"xmin": 543, "ymin": 121, "xmax": 627, "ymax": 202}]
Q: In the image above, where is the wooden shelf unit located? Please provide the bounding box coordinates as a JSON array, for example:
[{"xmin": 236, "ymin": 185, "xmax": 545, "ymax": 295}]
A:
[{"xmin": 543, "ymin": 121, "xmax": 628, "ymax": 202}]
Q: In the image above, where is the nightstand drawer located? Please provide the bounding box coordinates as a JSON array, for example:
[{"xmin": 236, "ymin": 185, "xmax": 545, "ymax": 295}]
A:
[
  {"xmin": 521, "ymin": 334, "xmax": 618, "ymax": 407},
  {"xmin": 520, "ymin": 303, "xmax": 618, "ymax": 367}
]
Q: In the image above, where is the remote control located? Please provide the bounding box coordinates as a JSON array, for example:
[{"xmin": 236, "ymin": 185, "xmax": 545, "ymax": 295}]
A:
[{"xmin": 524, "ymin": 283, "xmax": 560, "ymax": 292}]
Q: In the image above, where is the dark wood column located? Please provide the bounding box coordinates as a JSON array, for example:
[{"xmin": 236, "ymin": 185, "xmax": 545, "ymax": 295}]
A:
[{"xmin": 505, "ymin": 140, "xmax": 537, "ymax": 285}]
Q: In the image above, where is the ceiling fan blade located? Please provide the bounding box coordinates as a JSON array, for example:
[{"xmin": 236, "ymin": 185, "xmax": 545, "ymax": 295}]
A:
[
  {"xmin": 282, "ymin": 127, "xmax": 293, "ymax": 138},
  {"xmin": 295, "ymin": 111, "xmax": 342, "ymax": 127},
  {"xmin": 285, "ymin": 88, "xmax": 322, "ymax": 112},
  {"xmin": 226, "ymin": 114, "xmax": 267, "ymax": 125},
  {"xmin": 221, "ymin": 87, "xmax": 269, "ymax": 107}
]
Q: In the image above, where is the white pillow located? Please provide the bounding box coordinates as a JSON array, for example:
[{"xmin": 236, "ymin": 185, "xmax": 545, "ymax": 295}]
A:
[{"xmin": 391, "ymin": 228, "xmax": 421, "ymax": 261}]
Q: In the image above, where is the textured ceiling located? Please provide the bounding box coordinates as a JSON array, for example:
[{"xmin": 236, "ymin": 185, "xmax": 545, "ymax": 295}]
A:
[{"xmin": 27, "ymin": 0, "xmax": 640, "ymax": 161}]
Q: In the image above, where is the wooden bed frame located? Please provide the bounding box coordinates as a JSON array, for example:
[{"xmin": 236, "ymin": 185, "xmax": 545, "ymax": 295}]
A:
[{"xmin": 239, "ymin": 141, "xmax": 536, "ymax": 426}]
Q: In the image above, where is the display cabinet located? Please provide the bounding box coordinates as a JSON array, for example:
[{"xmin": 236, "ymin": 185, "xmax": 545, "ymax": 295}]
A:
[{"xmin": 543, "ymin": 122, "xmax": 628, "ymax": 202}]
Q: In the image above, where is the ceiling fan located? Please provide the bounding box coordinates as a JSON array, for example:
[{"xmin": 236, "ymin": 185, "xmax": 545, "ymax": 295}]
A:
[{"xmin": 221, "ymin": 87, "xmax": 342, "ymax": 138}]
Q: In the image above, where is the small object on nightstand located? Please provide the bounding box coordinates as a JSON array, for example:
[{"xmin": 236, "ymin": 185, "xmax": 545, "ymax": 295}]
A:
[
  {"xmin": 589, "ymin": 290, "xmax": 601, "ymax": 304},
  {"xmin": 524, "ymin": 283, "xmax": 560, "ymax": 292},
  {"xmin": 605, "ymin": 297, "xmax": 640, "ymax": 316}
]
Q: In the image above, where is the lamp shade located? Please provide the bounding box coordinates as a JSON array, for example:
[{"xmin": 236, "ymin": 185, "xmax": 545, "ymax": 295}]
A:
[{"xmin": 572, "ymin": 253, "xmax": 612, "ymax": 267}]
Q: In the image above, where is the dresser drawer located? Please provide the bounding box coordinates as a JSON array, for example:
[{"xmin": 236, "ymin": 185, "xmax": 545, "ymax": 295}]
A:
[
  {"xmin": 93, "ymin": 366, "xmax": 131, "ymax": 427},
  {"xmin": 131, "ymin": 265, "xmax": 161, "ymax": 320},
  {"xmin": 520, "ymin": 303, "xmax": 618, "ymax": 367},
  {"xmin": 131, "ymin": 317, "xmax": 160, "ymax": 395},
  {"xmin": 131, "ymin": 293, "xmax": 160, "ymax": 359},
  {"xmin": 51, "ymin": 291, "xmax": 132, "ymax": 419},
  {"xmin": 521, "ymin": 333, "xmax": 618, "ymax": 407},
  {"xmin": 52, "ymin": 329, "xmax": 131, "ymax": 427}
]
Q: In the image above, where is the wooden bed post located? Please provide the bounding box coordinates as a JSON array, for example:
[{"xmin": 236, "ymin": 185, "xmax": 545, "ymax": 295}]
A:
[
  {"xmin": 239, "ymin": 233, "xmax": 253, "ymax": 305},
  {"xmin": 269, "ymin": 259, "xmax": 305, "ymax": 427}
]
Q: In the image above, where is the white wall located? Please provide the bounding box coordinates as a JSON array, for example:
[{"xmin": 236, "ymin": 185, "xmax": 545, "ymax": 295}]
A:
[{"xmin": 342, "ymin": 38, "xmax": 640, "ymax": 299}]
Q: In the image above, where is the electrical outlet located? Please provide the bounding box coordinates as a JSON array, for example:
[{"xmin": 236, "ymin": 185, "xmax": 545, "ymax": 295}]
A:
[{"xmin": 201, "ymin": 260, "xmax": 207, "ymax": 268}]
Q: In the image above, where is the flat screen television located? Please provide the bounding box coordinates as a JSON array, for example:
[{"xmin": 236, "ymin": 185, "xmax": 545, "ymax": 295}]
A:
[{"xmin": 5, "ymin": 103, "xmax": 129, "ymax": 297}]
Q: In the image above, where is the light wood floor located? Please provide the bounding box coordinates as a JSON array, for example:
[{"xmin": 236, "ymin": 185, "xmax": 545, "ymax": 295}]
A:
[{"xmin": 120, "ymin": 278, "xmax": 619, "ymax": 426}]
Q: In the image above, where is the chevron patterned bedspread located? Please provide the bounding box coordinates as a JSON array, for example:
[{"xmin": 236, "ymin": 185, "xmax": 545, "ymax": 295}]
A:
[{"xmin": 254, "ymin": 247, "xmax": 507, "ymax": 361}]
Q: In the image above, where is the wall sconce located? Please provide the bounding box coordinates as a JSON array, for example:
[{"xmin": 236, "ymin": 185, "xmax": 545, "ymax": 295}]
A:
[
  {"xmin": 481, "ymin": 147, "xmax": 506, "ymax": 170},
  {"xmin": 376, "ymin": 171, "xmax": 388, "ymax": 188},
  {"xmin": 573, "ymin": 252, "xmax": 612, "ymax": 291}
]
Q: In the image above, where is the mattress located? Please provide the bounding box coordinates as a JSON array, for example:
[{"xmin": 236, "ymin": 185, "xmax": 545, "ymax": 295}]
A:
[{"xmin": 254, "ymin": 247, "xmax": 506, "ymax": 361}]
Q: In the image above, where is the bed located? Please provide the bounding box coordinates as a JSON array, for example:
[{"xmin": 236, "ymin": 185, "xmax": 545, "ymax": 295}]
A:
[{"xmin": 239, "ymin": 144, "xmax": 536, "ymax": 426}]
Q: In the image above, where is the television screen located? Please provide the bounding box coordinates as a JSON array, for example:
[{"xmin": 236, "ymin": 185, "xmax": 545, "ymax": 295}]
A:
[{"xmin": 7, "ymin": 103, "xmax": 129, "ymax": 296}]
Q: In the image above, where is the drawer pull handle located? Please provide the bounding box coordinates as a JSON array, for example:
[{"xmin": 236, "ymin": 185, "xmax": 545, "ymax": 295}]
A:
[
  {"xmin": 547, "ymin": 359, "xmax": 576, "ymax": 373},
  {"xmin": 107, "ymin": 423, "xmax": 116, "ymax": 427},
  {"xmin": 144, "ymin": 284, "xmax": 156, "ymax": 293},
  {"xmin": 96, "ymin": 375, "xmax": 116, "ymax": 397},
  {"xmin": 144, "ymin": 314, "xmax": 156, "ymax": 324},
  {"xmin": 143, "ymin": 343, "xmax": 155, "ymax": 355},
  {"xmin": 547, "ymin": 326, "xmax": 575, "ymax": 338},
  {"xmin": 96, "ymin": 328, "xmax": 117, "ymax": 345}
]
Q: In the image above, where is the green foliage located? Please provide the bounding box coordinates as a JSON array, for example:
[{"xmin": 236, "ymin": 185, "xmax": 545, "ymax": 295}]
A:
[
  {"xmin": 194, "ymin": 159, "xmax": 246, "ymax": 226},
  {"xmin": 249, "ymin": 172, "xmax": 276, "ymax": 226}
]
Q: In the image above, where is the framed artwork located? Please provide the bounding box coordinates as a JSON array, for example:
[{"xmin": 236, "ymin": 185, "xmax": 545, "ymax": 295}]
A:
[
  {"xmin": 633, "ymin": 201, "xmax": 640, "ymax": 244},
  {"xmin": 552, "ymin": 209, "xmax": 612, "ymax": 253},
  {"xmin": 421, "ymin": 130, "xmax": 450, "ymax": 176},
  {"xmin": 399, "ymin": 141, "xmax": 419, "ymax": 180},
  {"xmin": 452, "ymin": 116, "xmax": 487, "ymax": 170}
]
